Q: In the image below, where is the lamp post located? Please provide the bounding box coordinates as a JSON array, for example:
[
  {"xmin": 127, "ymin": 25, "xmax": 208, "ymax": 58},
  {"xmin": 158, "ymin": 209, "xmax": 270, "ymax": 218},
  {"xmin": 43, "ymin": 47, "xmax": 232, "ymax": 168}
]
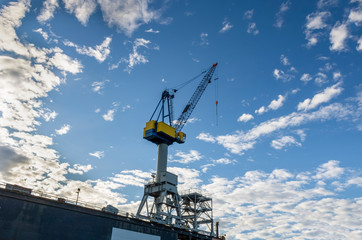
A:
[{"xmin": 76, "ymin": 188, "xmax": 80, "ymax": 205}]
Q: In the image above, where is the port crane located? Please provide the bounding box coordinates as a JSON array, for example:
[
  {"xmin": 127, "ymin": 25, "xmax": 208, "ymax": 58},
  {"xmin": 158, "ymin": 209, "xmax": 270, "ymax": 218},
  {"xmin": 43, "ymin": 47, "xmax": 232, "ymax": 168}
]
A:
[{"xmin": 137, "ymin": 63, "xmax": 218, "ymax": 231}]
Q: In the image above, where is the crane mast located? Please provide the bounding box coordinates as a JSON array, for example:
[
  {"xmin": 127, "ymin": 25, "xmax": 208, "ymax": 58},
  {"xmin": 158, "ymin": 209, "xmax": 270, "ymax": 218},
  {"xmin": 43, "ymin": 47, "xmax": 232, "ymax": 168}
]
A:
[{"xmin": 137, "ymin": 63, "xmax": 218, "ymax": 229}]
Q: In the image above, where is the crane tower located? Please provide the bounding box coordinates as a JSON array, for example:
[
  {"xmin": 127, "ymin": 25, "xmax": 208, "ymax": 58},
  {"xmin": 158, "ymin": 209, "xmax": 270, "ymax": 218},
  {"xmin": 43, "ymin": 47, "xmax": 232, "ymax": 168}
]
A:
[{"xmin": 136, "ymin": 63, "xmax": 218, "ymax": 232}]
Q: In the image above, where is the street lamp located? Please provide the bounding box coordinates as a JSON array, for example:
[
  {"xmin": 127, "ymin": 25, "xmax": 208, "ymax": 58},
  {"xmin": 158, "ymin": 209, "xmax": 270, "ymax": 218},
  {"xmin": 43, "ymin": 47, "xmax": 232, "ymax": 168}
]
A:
[{"xmin": 76, "ymin": 188, "xmax": 80, "ymax": 205}]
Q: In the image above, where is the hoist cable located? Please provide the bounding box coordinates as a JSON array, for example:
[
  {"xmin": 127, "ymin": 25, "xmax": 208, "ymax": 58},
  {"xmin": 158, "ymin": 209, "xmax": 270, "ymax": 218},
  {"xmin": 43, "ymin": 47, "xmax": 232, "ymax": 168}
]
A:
[
  {"xmin": 172, "ymin": 69, "xmax": 207, "ymax": 92},
  {"xmin": 214, "ymin": 67, "xmax": 219, "ymax": 126}
]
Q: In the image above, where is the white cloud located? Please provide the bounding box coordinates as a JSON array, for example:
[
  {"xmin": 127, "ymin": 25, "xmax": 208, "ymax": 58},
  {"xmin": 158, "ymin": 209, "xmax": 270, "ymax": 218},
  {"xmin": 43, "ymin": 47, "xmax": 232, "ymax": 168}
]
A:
[
  {"xmin": 37, "ymin": 0, "xmax": 163, "ymax": 36},
  {"xmin": 103, "ymin": 109, "xmax": 116, "ymax": 121},
  {"xmin": 91, "ymin": 80, "xmax": 109, "ymax": 94},
  {"xmin": 0, "ymin": 3, "xmax": 131, "ymax": 209},
  {"xmin": 319, "ymin": 62, "xmax": 334, "ymax": 72},
  {"xmin": 274, "ymin": 1, "xmax": 291, "ymax": 28},
  {"xmin": 37, "ymin": 0, "xmax": 59, "ymax": 23},
  {"xmin": 297, "ymin": 83, "xmax": 343, "ymax": 111},
  {"xmin": 97, "ymin": 0, "xmax": 161, "ymax": 36},
  {"xmin": 348, "ymin": 7, "xmax": 362, "ymax": 26},
  {"xmin": 255, "ymin": 95, "xmax": 286, "ymax": 115},
  {"xmin": 51, "ymin": 179, "xmax": 127, "ymax": 208},
  {"xmin": 243, "ymin": 10, "xmax": 259, "ymax": 35},
  {"xmin": 102, "ymin": 102, "xmax": 119, "ymax": 121},
  {"xmin": 280, "ymin": 54, "xmax": 290, "ymax": 66},
  {"xmin": 170, "ymin": 150, "xmax": 203, "ymax": 164},
  {"xmin": 212, "ymin": 158, "xmax": 236, "ymax": 165},
  {"xmin": 68, "ymin": 163, "xmax": 93, "ymax": 175},
  {"xmin": 333, "ymin": 71, "xmax": 342, "ymax": 81},
  {"xmin": 291, "ymin": 88, "xmax": 300, "ymax": 94},
  {"xmin": 40, "ymin": 108, "xmax": 58, "ymax": 122},
  {"xmin": 0, "ymin": 145, "xmax": 29, "ymax": 172},
  {"xmin": 168, "ymin": 167, "xmax": 201, "ymax": 191},
  {"xmin": 273, "ymin": 69, "xmax": 283, "ymax": 79},
  {"xmin": 200, "ymin": 163, "xmax": 215, "ymax": 173},
  {"xmin": 357, "ymin": 36, "xmax": 362, "ymax": 51},
  {"xmin": 219, "ymin": 19, "xmax": 233, "ymax": 33},
  {"xmin": 0, "ymin": 59, "xmax": 56, "ymax": 132},
  {"xmin": 295, "ymin": 129, "xmax": 307, "ymax": 141},
  {"xmin": 268, "ymin": 94, "xmax": 286, "ymax": 110},
  {"xmin": 255, "ymin": 106, "xmax": 266, "ymax": 115},
  {"xmin": 111, "ymin": 167, "xmax": 202, "ymax": 193},
  {"xmin": 201, "ymin": 157, "xmax": 236, "ymax": 173},
  {"xmin": 273, "ymin": 68, "xmax": 294, "ymax": 82},
  {"xmin": 201, "ymin": 160, "xmax": 362, "ymax": 239},
  {"xmin": 0, "ymin": 0, "xmax": 31, "ymax": 57},
  {"xmin": 89, "ymin": 151, "xmax": 104, "ymax": 159},
  {"xmin": 314, "ymin": 160, "xmax": 344, "ymax": 180},
  {"xmin": 101, "ymin": 103, "xmax": 129, "ymax": 120},
  {"xmin": 329, "ymin": 22, "xmax": 349, "ymax": 51},
  {"xmin": 121, "ymin": 104, "xmax": 131, "ymax": 112},
  {"xmin": 185, "ymin": 117, "xmax": 198, "ymax": 123},
  {"xmin": 315, "ymin": 72, "xmax": 328, "ymax": 85},
  {"xmin": 64, "ymin": 37, "xmax": 112, "ymax": 63},
  {"xmin": 145, "ymin": 28, "xmax": 159, "ymax": 33},
  {"xmin": 33, "ymin": 28, "xmax": 49, "ymax": 40},
  {"xmin": 63, "ymin": 0, "xmax": 97, "ymax": 26},
  {"xmin": 0, "ymin": 1, "xmax": 81, "ymax": 133},
  {"xmin": 271, "ymin": 135, "xmax": 301, "ymax": 150},
  {"xmin": 55, "ymin": 124, "xmax": 71, "ymax": 135},
  {"xmin": 49, "ymin": 49, "xmax": 83, "ymax": 74},
  {"xmin": 196, "ymin": 132, "xmax": 216, "ymax": 143},
  {"xmin": 306, "ymin": 11, "xmax": 330, "ymax": 30},
  {"xmin": 347, "ymin": 177, "xmax": 362, "ymax": 187},
  {"xmin": 184, "ymin": 11, "xmax": 194, "ymax": 17},
  {"xmin": 200, "ymin": 32, "xmax": 209, "ymax": 46},
  {"xmin": 317, "ymin": 0, "xmax": 338, "ymax": 9},
  {"xmin": 290, "ymin": 66, "xmax": 297, "ymax": 72},
  {"xmin": 244, "ymin": 9, "xmax": 254, "ymax": 19},
  {"xmin": 247, "ymin": 22, "xmax": 259, "ymax": 35},
  {"xmin": 200, "ymin": 103, "xmax": 352, "ymax": 154},
  {"xmin": 110, "ymin": 169, "xmax": 149, "ymax": 187},
  {"xmin": 237, "ymin": 113, "xmax": 254, "ymax": 122},
  {"xmin": 317, "ymin": 56, "xmax": 330, "ymax": 61},
  {"xmin": 304, "ymin": 11, "xmax": 331, "ymax": 47},
  {"xmin": 121, "ymin": 38, "xmax": 152, "ymax": 73},
  {"xmin": 301, "ymin": 73, "xmax": 313, "ymax": 83}
]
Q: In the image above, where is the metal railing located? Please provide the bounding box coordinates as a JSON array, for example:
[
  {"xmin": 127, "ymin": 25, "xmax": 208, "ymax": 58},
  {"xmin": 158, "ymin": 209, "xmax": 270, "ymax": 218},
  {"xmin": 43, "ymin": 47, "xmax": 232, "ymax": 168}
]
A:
[{"xmin": 179, "ymin": 188, "xmax": 212, "ymax": 198}]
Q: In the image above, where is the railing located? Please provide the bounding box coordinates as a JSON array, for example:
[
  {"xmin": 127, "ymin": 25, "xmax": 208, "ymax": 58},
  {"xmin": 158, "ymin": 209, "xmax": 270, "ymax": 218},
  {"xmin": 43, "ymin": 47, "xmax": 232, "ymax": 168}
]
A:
[
  {"xmin": 0, "ymin": 181, "xmax": 130, "ymax": 217},
  {"xmin": 179, "ymin": 188, "xmax": 212, "ymax": 199}
]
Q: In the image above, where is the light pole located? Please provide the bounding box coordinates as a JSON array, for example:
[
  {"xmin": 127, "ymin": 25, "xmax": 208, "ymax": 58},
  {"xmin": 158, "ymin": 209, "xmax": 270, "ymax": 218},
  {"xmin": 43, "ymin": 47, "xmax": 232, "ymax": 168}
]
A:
[{"xmin": 76, "ymin": 188, "xmax": 80, "ymax": 205}]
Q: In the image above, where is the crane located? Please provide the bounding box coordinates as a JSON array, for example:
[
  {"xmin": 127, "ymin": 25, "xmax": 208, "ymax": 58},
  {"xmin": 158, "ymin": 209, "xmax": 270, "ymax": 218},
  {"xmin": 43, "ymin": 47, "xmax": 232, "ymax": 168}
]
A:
[
  {"xmin": 137, "ymin": 63, "xmax": 218, "ymax": 227},
  {"xmin": 143, "ymin": 62, "xmax": 218, "ymax": 181}
]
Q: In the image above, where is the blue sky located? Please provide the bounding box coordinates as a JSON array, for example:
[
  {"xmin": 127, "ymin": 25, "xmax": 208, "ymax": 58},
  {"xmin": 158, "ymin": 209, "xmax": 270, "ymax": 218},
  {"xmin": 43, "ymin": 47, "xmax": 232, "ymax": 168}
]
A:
[{"xmin": 0, "ymin": 0, "xmax": 361, "ymax": 239}]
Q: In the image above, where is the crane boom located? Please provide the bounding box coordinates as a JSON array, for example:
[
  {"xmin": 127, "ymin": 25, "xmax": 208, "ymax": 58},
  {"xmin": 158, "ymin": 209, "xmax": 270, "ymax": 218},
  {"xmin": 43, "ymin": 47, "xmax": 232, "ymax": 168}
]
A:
[{"xmin": 174, "ymin": 63, "xmax": 218, "ymax": 133}]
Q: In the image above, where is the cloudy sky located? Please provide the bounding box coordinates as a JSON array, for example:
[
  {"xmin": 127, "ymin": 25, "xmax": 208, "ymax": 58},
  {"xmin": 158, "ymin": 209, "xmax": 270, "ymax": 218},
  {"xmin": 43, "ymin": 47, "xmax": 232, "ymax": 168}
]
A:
[{"xmin": 0, "ymin": 0, "xmax": 362, "ymax": 239}]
